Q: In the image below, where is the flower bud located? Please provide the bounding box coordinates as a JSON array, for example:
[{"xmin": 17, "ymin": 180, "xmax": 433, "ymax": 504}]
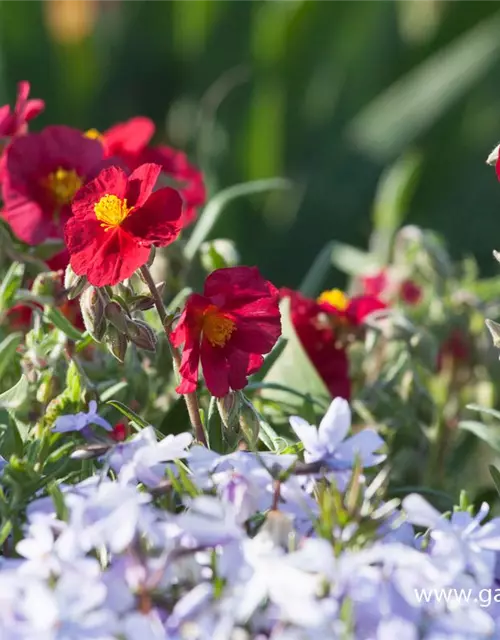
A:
[
  {"xmin": 486, "ymin": 143, "xmax": 500, "ymax": 166},
  {"xmin": 80, "ymin": 287, "xmax": 106, "ymax": 342},
  {"xmin": 31, "ymin": 271, "xmax": 62, "ymax": 298},
  {"xmin": 105, "ymin": 300, "xmax": 129, "ymax": 334},
  {"xmin": 217, "ymin": 391, "xmax": 241, "ymax": 430},
  {"xmin": 128, "ymin": 294, "xmax": 155, "ymax": 312},
  {"xmin": 126, "ymin": 318, "xmax": 157, "ymax": 351},
  {"xmin": 64, "ymin": 264, "xmax": 89, "ymax": 300},
  {"xmin": 238, "ymin": 397, "xmax": 260, "ymax": 449},
  {"xmin": 104, "ymin": 325, "xmax": 128, "ymax": 362}
]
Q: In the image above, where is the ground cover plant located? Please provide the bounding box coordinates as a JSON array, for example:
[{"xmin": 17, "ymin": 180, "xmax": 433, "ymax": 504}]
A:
[{"xmin": 2, "ymin": 81, "xmax": 500, "ymax": 639}]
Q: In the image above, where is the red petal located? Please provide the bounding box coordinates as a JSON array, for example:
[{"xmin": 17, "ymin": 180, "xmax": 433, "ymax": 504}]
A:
[
  {"xmin": 123, "ymin": 186, "xmax": 182, "ymax": 246},
  {"xmin": 126, "ymin": 163, "xmax": 161, "ymax": 209},
  {"xmin": 200, "ymin": 339, "xmax": 230, "ymax": 398},
  {"xmin": 66, "ymin": 217, "xmax": 149, "ymax": 287},
  {"xmin": 72, "ymin": 165, "xmax": 128, "ymax": 220},
  {"xmin": 104, "ymin": 117, "xmax": 155, "ymax": 157},
  {"xmin": 227, "ymin": 349, "xmax": 253, "ymax": 391},
  {"xmin": 3, "ymin": 196, "xmax": 55, "ymax": 245},
  {"xmin": 231, "ymin": 313, "xmax": 281, "ymax": 354}
]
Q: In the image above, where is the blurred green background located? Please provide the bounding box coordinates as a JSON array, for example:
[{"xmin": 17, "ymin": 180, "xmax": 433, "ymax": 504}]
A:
[{"xmin": 1, "ymin": 0, "xmax": 500, "ymax": 288}]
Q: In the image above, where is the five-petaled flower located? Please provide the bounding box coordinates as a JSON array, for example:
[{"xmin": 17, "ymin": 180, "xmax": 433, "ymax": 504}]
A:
[
  {"xmin": 86, "ymin": 116, "xmax": 205, "ymax": 227},
  {"xmin": 2, "ymin": 125, "xmax": 104, "ymax": 244},
  {"xmin": 0, "ymin": 81, "xmax": 44, "ymax": 139},
  {"xmin": 64, "ymin": 163, "xmax": 182, "ymax": 287},
  {"xmin": 171, "ymin": 266, "xmax": 281, "ymax": 397}
]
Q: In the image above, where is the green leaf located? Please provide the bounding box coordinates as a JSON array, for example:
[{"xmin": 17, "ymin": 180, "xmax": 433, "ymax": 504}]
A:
[
  {"xmin": 0, "ymin": 262, "xmax": 24, "ymax": 312},
  {"xmin": 262, "ymin": 297, "xmax": 331, "ymax": 409},
  {"xmin": 249, "ymin": 337, "xmax": 287, "ymax": 384},
  {"xmin": 299, "ymin": 241, "xmax": 335, "ymax": 298},
  {"xmin": 466, "ymin": 404, "xmax": 500, "ymax": 422},
  {"xmin": 48, "ymin": 482, "xmax": 68, "ymax": 521},
  {"xmin": 0, "ymin": 333, "xmax": 23, "ymax": 382},
  {"xmin": 106, "ymin": 400, "xmax": 149, "ymax": 429},
  {"xmin": 489, "ymin": 465, "xmax": 500, "ymax": 498},
  {"xmin": 100, "ymin": 381, "xmax": 129, "ymax": 403},
  {"xmin": 206, "ymin": 396, "xmax": 224, "ymax": 453},
  {"xmin": 183, "ymin": 178, "xmax": 292, "ymax": 261},
  {"xmin": 458, "ymin": 420, "xmax": 500, "ymax": 454},
  {"xmin": 330, "ymin": 241, "xmax": 380, "ymax": 277},
  {"xmin": 65, "ymin": 361, "xmax": 82, "ymax": 404},
  {"xmin": 0, "ymin": 519, "xmax": 12, "ymax": 546},
  {"xmin": 370, "ymin": 152, "xmax": 422, "ymax": 264},
  {"xmin": 348, "ymin": 13, "xmax": 500, "ymax": 160},
  {"xmin": 0, "ymin": 375, "xmax": 28, "ymax": 410},
  {"xmin": 44, "ymin": 306, "xmax": 84, "ymax": 341}
]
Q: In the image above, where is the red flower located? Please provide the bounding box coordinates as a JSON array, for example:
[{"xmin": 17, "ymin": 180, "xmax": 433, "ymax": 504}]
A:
[
  {"xmin": 65, "ymin": 163, "xmax": 182, "ymax": 287},
  {"xmin": 0, "ymin": 81, "xmax": 44, "ymax": 138},
  {"xmin": 2, "ymin": 126, "xmax": 104, "ymax": 244},
  {"xmin": 437, "ymin": 329, "xmax": 470, "ymax": 370},
  {"xmin": 86, "ymin": 117, "xmax": 205, "ymax": 227},
  {"xmin": 361, "ymin": 270, "xmax": 389, "ymax": 298},
  {"xmin": 110, "ymin": 422, "xmax": 128, "ymax": 442},
  {"xmin": 282, "ymin": 288, "xmax": 351, "ymax": 400},
  {"xmin": 399, "ymin": 279, "xmax": 422, "ymax": 305},
  {"xmin": 171, "ymin": 266, "xmax": 281, "ymax": 398},
  {"xmin": 317, "ymin": 289, "xmax": 386, "ymax": 326}
]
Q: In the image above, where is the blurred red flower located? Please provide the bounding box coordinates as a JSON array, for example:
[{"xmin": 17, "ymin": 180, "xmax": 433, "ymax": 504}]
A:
[
  {"xmin": 171, "ymin": 266, "xmax": 281, "ymax": 397},
  {"xmin": 109, "ymin": 422, "xmax": 128, "ymax": 442},
  {"xmin": 361, "ymin": 270, "xmax": 389, "ymax": 299},
  {"xmin": 317, "ymin": 288, "xmax": 386, "ymax": 326},
  {"xmin": 86, "ymin": 116, "xmax": 205, "ymax": 227},
  {"xmin": 282, "ymin": 288, "xmax": 351, "ymax": 400},
  {"xmin": 2, "ymin": 126, "xmax": 104, "ymax": 244},
  {"xmin": 0, "ymin": 81, "xmax": 44, "ymax": 138},
  {"xmin": 65, "ymin": 163, "xmax": 182, "ymax": 287},
  {"xmin": 399, "ymin": 279, "xmax": 422, "ymax": 305}
]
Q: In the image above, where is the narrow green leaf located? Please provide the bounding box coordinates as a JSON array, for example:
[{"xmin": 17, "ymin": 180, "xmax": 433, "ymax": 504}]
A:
[
  {"xmin": 466, "ymin": 404, "xmax": 500, "ymax": 422},
  {"xmin": 100, "ymin": 381, "xmax": 129, "ymax": 403},
  {"xmin": 0, "ymin": 375, "xmax": 29, "ymax": 410},
  {"xmin": 249, "ymin": 337, "xmax": 287, "ymax": 384},
  {"xmin": 48, "ymin": 482, "xmax": 68, "ymax": 521},
  {"xmin": 458, "ymin": 420, "xmax": 500, "ymax": 453},
  {"xmin": 370, "ymin": 152, "xmax": 422, "ymax": 264},
  {"xmin": 489, "ymin": 465, "xmax": 500, "ymax": 498},
  {"xmin": 206, "ymin": 396, "xmax": 224, "ymax": 453},
  {"xmin": 183, "ymin": 178, "xmax": 292, "ymax": 261},
  {"xmin": 0, "ymin": 519, "xmax": 12, "ymax": 546},
  {"xmin": 299, "ymin": 241, "xmax": 335, "ymax": 298},
  {"xmin": 330, "ymin": 242, "xmax": 380, "ymax": 277},
  {"xmin": 44, "ymin": 306, "xmax": 83, "ymax": 341},
  {"xmin": 0, "ymin": 333, "xmax": 23, "ymax": 382},
  {"xmin": 0, "ymin": 262, "xmax": 24, "ymax": 312},
  {"xmin": 106, "ymin": 400, "xmax": 149, "ymax": 429}
]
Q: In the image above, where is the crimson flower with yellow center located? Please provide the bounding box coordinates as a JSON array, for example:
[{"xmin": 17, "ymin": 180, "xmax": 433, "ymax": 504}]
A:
[
  {"xmin": 64, "ymin": 163, "xmax": 182, "ymax": 287},
  {"xmin": 317, "ymin": 288, "xmax": 386, "ymax": 326},
  {"xmin": 171, "ymin": 266, "xmax": 281, "ymax": 398},
  {"xmin": 1, "ymin": 125, "xmax": 104, "ymax": 244}
]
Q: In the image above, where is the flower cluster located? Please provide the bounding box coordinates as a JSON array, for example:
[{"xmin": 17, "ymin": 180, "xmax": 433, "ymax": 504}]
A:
[{"xmin": 2, "ymin": 398, "xmax": 500, "ymax": 639}]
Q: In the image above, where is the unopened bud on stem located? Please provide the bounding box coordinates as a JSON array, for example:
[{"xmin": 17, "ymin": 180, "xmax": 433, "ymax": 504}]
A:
[
  {"xmin": 80, "ymin": 287, "xmax": 106, "ymax": 342},
  {"xmin": 104, "ymin": 325, "xmax": 128, "ymax": 362},
  {"xmin": 64, "ymin": 264, "xmax": 89, "ymax": 300}
]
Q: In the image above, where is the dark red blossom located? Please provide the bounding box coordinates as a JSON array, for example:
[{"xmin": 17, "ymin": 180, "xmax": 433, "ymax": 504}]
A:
[
  {"xmin": 171, "ymin": 266, "xmax": 281, "ymax": 398},
  {"xmin": 86, "ymin": 117, "xmax": 205, "ymax": 227},
  {"xmin": 2, "ymin": 126, "xmax": 104, "ymax": 244},
  {"xmin": 317, "ymin": 288, "xmax": 386, "ymax": 326},
  {"xmin": 110, "ymin": 422, "xmax": 128, "ymax": 442},
  {"xmin": 361, "ymin": 270, "xmax": 389, "ymax": 299},
  {"xmin": 282, "ymin": 288, "xmax": 351, "ymax": 400},
  {"xmin": 0, "ymin": 81, "xmax": 44, "ymax": 138},
  {"xmin": 399, "ymin": 279, "xmax": 422, "ymax": 305},
  {"xmin": 65, "ymin": 163, "xmax": 182, "ymax": 287},
  {"xmin": 437, "ymin": 329, "xmax": 470, "ymax": 370}
]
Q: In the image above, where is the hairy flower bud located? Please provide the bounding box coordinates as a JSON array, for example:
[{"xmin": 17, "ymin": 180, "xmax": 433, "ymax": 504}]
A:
[
  {"xmin": 64, "ymin": 264, "xmax": 89, "ymax": 300},
  {"xmin": 104, "ymin": 325, "xmax": 128, "ymax": 362},
  {"xmin": 105, "ymin": 300, "xmax": 129, "ymax": 334},
  {"xmin": 238, "ymin": 397, "xmax": 260, "ymax": 449},
  {"xmin": 80, "ymin": 287, "xmax": 106, "ymax": 342},
  {"xmin": 217, "ymin": 391, "xmax": 241, "ymax": 430},
  {"xmin": 126, "ymin": 318, "xmax": 157, "ymax": 351},
  {"xmin": 31, "ymin": 271, "xmax": 62, "ymax": 298},
  {"xmin": 486, "ymin": 318, "xmax": 500, "ymax": 349},
  {"xmin": 128, "ymin": 294, "xmax": 156, "ymax": 312}
]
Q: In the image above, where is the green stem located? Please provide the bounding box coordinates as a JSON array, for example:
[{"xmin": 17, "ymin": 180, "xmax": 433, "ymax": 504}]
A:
[{"xmin": 140, "ymin": 265, "xmax": 206, "ymax": 446}]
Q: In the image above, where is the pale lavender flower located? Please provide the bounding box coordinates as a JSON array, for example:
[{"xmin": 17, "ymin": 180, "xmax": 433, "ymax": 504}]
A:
[
  {"xmin": 289, "ymin": 397, "xmax": 385, "ymax": 470},
  {"xmin": 52, "ymin": 400, "xmax": 112, "ymax": 435}
]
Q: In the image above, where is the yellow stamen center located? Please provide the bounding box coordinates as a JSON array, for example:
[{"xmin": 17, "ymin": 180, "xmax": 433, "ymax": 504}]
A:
[
  {"xmin": 202, "ymin": 305, "xmax": 235, "ymax": 347},
  {"xmin": 84, "ymin": 128, "xmax": 104, "ymax": 143},
  {"xmin": 94, "ymin": 194, "xmax": 134, "ymax": 231},
  {"xmin": 43, "ymin": 167, "xmax": 83, "ymax": 207},
  {"xmin": 317, "ymin": 288, "xmax": 349, "ymax": 311}
]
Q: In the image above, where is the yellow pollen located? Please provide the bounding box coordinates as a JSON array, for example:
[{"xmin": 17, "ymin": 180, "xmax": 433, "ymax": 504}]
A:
[
  {"xmin": 94, "ymin": 194, "xmax": 134, "ymax": 231},
  {"xmin": 42, "ymin": 167, "xmax": 83, "ymax": 207},
  {"xmin": 84, "ymin": 128, "xmax": 104, "ymax": 143},
  {"xmin": 202, "ymin": 305, "xmax": 235, "ymax": 347},
  {"xmin": 317, "ymin": 288, "xmax": 349, "ymax": 311}
]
